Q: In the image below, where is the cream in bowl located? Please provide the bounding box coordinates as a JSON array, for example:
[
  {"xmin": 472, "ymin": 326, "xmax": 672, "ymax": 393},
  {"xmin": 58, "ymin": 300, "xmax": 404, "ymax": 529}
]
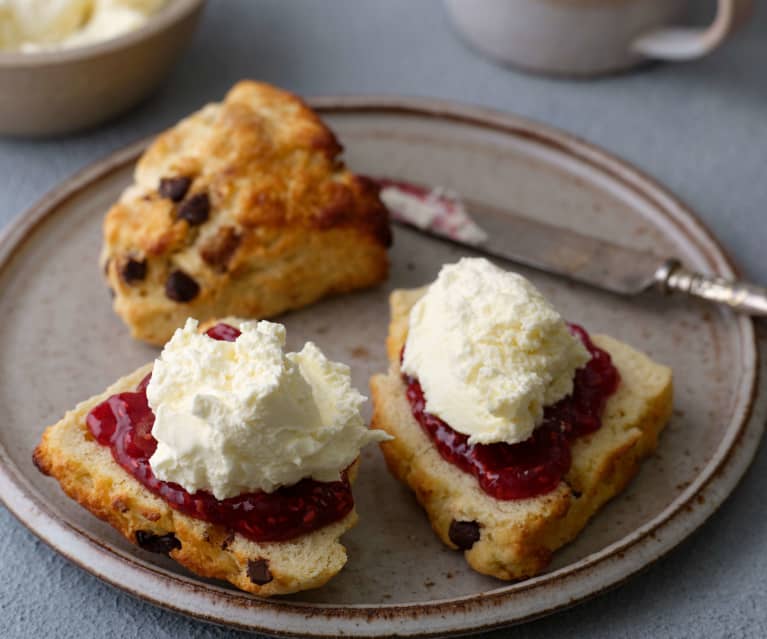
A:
[
  {"xmin": 0, "ymin": 0, "xmax": 204, "ymax": 137},
  {"xmin": 0, "ymin": 0, "xmax": 168, "ymax": 53}
]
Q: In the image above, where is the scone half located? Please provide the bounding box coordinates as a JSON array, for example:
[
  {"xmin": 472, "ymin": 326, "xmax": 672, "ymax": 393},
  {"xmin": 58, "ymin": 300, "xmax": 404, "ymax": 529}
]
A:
[
  {"xmin": 371, "ymin": 288, "xmax": 673, "ymax": 580},
  {"xmin": 34, "ymin": 365, "xmax": 358, "ymax": 597}
]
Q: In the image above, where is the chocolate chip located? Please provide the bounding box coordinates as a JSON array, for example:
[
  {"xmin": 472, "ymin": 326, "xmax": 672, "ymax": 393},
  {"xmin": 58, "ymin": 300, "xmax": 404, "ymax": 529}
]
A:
[
  {"xmin": 177, "ymin": 193, "xmax": 210, "ymax": 226},
  {"xmin": 221, "ymin": 530, "xmax": 235, "ymax": 550},
  {"xmin": 158, "ymin": 176, "xmax": 191, "ymax": 202},
  {"xmin": 121, "ymin": 258, "xmax": 147, "ymax": 284},
  {"xmin": 200, "ymin": 225, "xmax": 241, "ymax": 271},
  {"xmin": 564, "ymin": 479, "xmax": 582, "ymax": 499},
  {"xmin": 165, "ymin": 270, "xmax": 200, "ymax": 302},
  {"xmin": 135, "ymin": 531, "xmax": 181, "ymax": 554},
  {"xmin": 247, "ymin": 558, "xmax": 273, "ymax": 585},
  {"xmin": 448, "ymin": 520, "xmax": 480, "ymax": 550}
]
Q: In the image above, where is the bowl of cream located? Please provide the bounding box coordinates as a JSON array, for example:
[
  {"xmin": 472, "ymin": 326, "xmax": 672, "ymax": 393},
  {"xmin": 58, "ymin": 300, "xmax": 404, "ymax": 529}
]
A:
[{"xmin": 0, "ymin": 0, "xmax": 205, "ymax": 136}]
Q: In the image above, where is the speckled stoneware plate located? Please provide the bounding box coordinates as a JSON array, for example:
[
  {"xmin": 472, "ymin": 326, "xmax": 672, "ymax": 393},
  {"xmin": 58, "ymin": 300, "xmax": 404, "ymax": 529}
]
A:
[{"xmin": 0, "ymin": 98, "xmax": 764, "ymax": 638}]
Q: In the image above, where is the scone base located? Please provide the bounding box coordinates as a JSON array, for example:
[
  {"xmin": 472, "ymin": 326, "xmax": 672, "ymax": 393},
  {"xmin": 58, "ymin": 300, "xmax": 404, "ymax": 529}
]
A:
[
  {"xmin": 33, "ymin": 364, "xmax": 358, "ymax": 596},
  {"xmin": 371, "ymin": 288, "xmax": 673, "ymax": 581}
]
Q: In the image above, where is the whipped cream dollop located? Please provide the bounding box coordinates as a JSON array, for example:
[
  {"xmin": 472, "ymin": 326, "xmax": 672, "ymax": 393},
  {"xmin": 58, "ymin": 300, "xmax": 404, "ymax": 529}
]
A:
[
  {"xmin": 402, "ymin": 258, "xmax": 590, "ymax": 445},
  {"xmin": 0, "ymin": 0, "xmax": 165, "ymax": 53},
  {"xmin": 147, "ymin": 318, "xmax": 388, "ymax": 500}
]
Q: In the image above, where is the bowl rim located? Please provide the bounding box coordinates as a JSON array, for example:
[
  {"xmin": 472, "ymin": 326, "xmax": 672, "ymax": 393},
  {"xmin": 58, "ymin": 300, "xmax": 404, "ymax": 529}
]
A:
[{"xmin": 0, "ymin": 0, "xmax": 205, "ymax": 68}]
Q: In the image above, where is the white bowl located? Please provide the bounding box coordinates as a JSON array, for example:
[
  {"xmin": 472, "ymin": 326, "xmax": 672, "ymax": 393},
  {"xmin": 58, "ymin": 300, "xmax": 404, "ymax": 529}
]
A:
[{"xmin": 0, "ymin": 0, "xmax": 205, "ymax": 137}]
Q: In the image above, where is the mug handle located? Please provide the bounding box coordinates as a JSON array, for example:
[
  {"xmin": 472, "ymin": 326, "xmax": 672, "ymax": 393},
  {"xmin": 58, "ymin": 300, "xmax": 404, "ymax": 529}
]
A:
[{"xmin": 631, "ymin": 0, "xmax": 752, "ymax": 60}]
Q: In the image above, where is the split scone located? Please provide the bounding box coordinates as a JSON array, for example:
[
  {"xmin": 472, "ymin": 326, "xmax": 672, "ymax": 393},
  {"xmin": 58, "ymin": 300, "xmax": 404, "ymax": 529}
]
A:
[
  {"xmin": 34, "ymin": 317, "xmax": 387, "ymax": 596},
  {"xmin": 102, "ymin": 81, "xmax": 391, "ymax": 345},
  {"xmin": 370, "ymin": 258, "xmax": 673, "ymax": 580}
]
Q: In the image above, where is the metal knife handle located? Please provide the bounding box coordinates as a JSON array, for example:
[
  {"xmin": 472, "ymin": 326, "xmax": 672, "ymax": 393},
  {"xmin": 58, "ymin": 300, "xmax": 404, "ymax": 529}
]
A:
[{"xmin": 655, "ymin": 259, "xmax": 767, "ymax": 317}]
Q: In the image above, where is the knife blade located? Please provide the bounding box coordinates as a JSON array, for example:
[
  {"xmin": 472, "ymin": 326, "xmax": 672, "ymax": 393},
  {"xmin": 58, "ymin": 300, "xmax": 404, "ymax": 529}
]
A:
[
  {"xmin": 380, "ymin": 182, "xmax": 767, "ymax": 317},
  {"xmin": 429, "ymin": 197, "xmax": 664, "ymax": 295}
]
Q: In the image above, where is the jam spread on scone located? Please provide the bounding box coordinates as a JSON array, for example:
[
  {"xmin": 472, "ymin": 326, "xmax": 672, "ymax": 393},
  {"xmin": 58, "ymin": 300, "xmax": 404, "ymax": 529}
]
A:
[
  {"xmin": 398, "ymin": 258, "xmax": 621, "ymax": 500},
  {"xmin": 402, "ymin": 324, "xmax": 620, "ymax": 499},
  {"xmin": 86, "ymin": 320, "xmax": 386, "ymax": 542}
]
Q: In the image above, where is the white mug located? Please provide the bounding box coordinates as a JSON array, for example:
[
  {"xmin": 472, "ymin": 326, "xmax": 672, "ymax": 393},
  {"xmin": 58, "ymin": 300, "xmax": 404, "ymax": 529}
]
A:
[{"xmin": 444, "ymin": 0, "xmax": 753, "ymax": 76}]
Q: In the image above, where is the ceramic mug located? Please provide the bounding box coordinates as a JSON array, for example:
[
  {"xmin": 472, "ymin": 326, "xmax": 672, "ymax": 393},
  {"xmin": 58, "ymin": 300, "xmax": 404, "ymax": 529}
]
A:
[{"xmin": 444, "ymin": 0, "xmax": 753, "ymax": 76}]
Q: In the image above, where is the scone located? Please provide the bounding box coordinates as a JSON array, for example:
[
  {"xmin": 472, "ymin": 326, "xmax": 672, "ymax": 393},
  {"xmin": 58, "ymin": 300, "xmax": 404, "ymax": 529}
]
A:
[
  {"xmin": 102, "ymin": 81, "xmax": 391, "ymax": 345},
  {"xmin": 34, "ymin": 317, "xmax": 386, "ymax": 596},
  {"xmin": 370, "ymin": 260, "xmax": 673, "ymax": 581}
]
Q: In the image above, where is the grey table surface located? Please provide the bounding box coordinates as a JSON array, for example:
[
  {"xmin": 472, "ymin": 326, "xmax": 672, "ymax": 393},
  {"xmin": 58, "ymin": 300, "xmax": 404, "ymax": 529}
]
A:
[{"xmin": 1, "ymin": 1, "xmax": 766, "ymax": 638}]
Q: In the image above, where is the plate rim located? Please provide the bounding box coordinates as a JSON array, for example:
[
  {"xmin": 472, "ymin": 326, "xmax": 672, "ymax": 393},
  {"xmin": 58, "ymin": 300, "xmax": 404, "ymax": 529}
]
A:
[{"xmin": 0, "ymin": 96, "xmax": 760, "ymax": 637}]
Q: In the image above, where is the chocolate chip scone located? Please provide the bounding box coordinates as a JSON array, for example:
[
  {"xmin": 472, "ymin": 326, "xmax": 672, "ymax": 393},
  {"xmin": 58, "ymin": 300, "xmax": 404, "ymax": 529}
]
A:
[
  {"xmin": 102, "ymin": 80, "xmax": 391, "ymax": 345},
  {"xmin": 33, "ymin": 317, "xmax": 377, "ymax": 596},
  {"xmin": 370, "ymin": 288, "xmax": 673, "ymax": 580},
  {"xmin": 33, "ymin": 365, "xmax": 358, "ymax": 596}
]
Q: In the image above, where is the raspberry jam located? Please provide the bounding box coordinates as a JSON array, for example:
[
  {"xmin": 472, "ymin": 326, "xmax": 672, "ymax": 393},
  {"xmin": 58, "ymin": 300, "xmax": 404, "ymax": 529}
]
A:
[
  {"xmin": 403, "ymin": 324, "xmax": 620, "ymax": 500},
  {"xmin": 86, "ymin": 323, "xmax": 354, "ymax": 542}
]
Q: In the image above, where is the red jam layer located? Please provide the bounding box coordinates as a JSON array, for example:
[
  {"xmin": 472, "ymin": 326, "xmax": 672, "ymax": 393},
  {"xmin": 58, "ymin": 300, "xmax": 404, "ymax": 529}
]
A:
[
  {"xmin": 86, "ymin": 323, "xmax": 354, "ymax": 542},
  {"xmin": 403, "ymin": 324, "xmax": 620, "ymax": 500}
]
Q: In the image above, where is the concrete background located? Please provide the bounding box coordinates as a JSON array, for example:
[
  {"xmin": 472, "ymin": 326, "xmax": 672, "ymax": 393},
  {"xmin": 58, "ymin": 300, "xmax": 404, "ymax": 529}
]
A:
[{"xmin": 1, "ymin": 1, "xmax": 765, "ymax": 637}]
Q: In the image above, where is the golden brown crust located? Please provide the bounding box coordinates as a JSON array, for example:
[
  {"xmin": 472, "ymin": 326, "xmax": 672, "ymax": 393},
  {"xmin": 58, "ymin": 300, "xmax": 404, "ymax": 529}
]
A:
[
  {"xmin": 371, "ymin": 288, "xmax": 673, "ymax": 580},
  {"xmin": 34, "ymin": 362, "xmax": 359, "ymax": 596},
  {"xmin": 102, "ymin": 81, "xmax": 390, "ymax": 345}
]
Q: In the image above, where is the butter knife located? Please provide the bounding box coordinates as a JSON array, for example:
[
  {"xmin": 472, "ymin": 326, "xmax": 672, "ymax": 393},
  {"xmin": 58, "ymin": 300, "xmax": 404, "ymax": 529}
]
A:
[{"xmin": 381, "ymin": 184, "xmax": 767, "ymax": 317}]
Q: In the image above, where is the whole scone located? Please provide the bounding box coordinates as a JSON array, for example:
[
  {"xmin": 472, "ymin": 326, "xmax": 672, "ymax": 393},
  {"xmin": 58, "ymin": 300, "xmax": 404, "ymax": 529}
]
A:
[{"xmin": 102, "ymin": 81, "xmax": 391, "ymax": 345}]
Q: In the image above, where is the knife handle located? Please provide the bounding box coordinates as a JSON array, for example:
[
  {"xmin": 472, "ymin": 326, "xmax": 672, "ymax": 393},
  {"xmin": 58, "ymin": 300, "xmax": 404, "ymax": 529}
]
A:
[{"xmin": 655, "ymin": 259, "xmax": 767, "ymax": 317}]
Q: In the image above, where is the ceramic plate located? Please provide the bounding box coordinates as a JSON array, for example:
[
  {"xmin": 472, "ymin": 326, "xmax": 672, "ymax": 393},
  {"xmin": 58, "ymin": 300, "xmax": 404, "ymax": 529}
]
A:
[{"xmin": 0, "ymin": 98, "xmax": 763, "ymax": 638}]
